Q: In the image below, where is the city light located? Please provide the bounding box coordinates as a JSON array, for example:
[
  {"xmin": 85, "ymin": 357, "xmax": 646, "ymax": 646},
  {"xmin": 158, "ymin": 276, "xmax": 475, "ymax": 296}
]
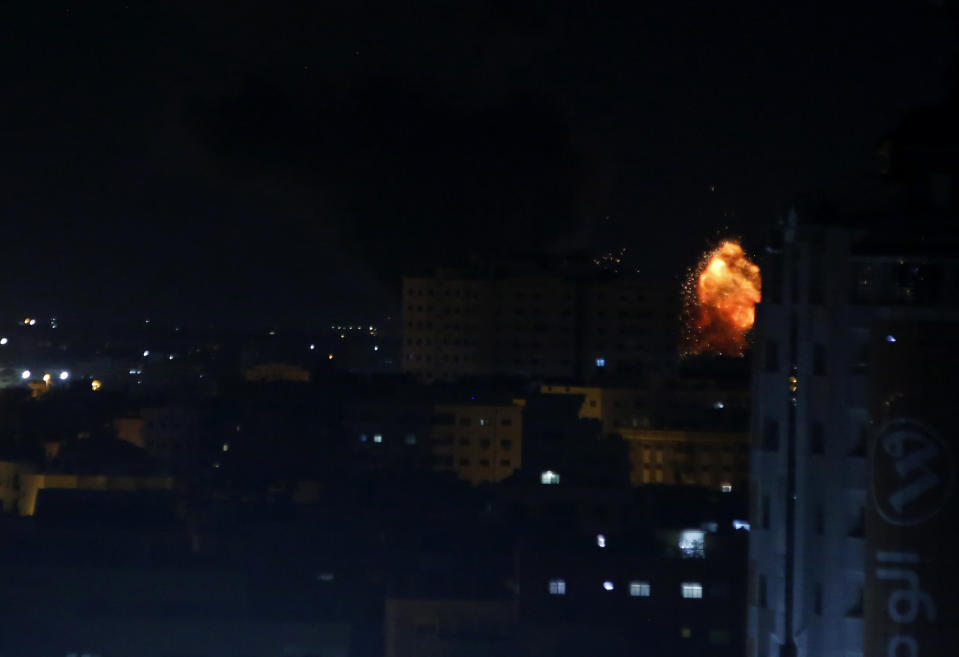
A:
[
  {"xmin": 0, "ymin": 338, "xmax": 7, "ymax": 345},
  {"xmin": 328, "ymin": 353, "xmax": 334, "ymax": 360},
  {"xmin": 42, "ymin": 373, "xmax": 51, "ymax": 383},
  {"xmin": 222, "ymin": 443, "xmax": 229, "ymax": 452},
  {"xmin": 29, "ymin": 319, "xmax": 35, "ymax": 326},
  {"xmin": 603, "ymin": 581, "xmax": 615, "ymax": 591},
  {"xmin": 59, "ymin": 371, "xmax": 69, "ymax": 381},
  {"xmin": 21, "ymin": 370, "xmax": 31, "ymax": 380},
  {"xmin": 886, "ymin": 334, "xmax": 897, "ymax": 343},
  {"xmin": 310, "ymin": 344, "xmax": 315, "ymax": 350},
  {"xmin": 143, "ymin": 350, "xmax": 150, "ymax": 357},
  {"xmin": 597, "ymin": 534, "xmax": 607, "ymax": 548},
  {"xmin": 90, "ymin": 379, "xmax": 102, "ymax": 391},
  {"xmin": 540, "ymin": 470, "xmax": 560, "ymax": 485}
]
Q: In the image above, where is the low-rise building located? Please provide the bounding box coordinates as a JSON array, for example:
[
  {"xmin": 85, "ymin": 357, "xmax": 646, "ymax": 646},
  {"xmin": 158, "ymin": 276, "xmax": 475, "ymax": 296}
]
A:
[
  {"xmin": 620, "ymin": 428, "xmax": 749, "ymax": 490},
  {"xmin": 430, "ymin": 401, "xmax": 523, "ymax": 485}
]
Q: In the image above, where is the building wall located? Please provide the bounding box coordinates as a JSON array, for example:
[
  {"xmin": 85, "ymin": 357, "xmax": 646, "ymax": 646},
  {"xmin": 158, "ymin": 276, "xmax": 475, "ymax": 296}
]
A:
[
  {"xmin": 620, "ymin": 428, "xmax": 749, "ymax": 490},
  {"xmin": 16, "ymin": 473, "xmax": 176, "ymax": 516},
  {"xmin": 114, "ymin": 417, "xmax": 147, "ymax": 448},
  {"xmin": 746, "ymin": 221, "xmax": 959, "ymax": 657},
  {"xmin": 402, "ymin": 272, "xmax": 677, "ymax": 382},
  {"xmin": 243, "ymin": 362, "xmax": 311, "ymax": 383},
  {"xmin": 385, "ymin": 598, "xmax": 515, "ymax": 657},
  {"xmin": 0, "ymin": 461, "xmax": 34, "ymax": 514},
  {"xmin": 430, "ymin": 403, "xmax": 523, "ymax": 485}
]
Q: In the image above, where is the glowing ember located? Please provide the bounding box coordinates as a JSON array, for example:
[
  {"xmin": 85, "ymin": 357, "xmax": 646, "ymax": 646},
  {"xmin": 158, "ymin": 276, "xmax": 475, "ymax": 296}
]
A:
[{"xmin": 684, "ymin": 240, "xmax": 761, "ymax": 356}]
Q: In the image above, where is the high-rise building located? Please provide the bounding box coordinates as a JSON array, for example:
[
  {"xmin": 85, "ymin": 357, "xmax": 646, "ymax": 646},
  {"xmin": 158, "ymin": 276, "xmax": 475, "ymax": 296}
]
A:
[
  {"xmin": 401, "ymin": 269, "xmax": 677, "ymax": 383},
  {"xmin": 746, "ymin": 216, "xmax": 959, "ymax": 657}
]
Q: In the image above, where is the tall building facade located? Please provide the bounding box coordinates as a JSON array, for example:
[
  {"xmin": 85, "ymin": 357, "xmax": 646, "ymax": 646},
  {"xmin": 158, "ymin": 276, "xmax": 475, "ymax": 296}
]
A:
[
  {"xmin": 401, "ymin": 270, "xmax": 676, "ymax": 383},
  {"xmin": 747, "ymin": 217, "xmax": 959, "ymax": 657}
]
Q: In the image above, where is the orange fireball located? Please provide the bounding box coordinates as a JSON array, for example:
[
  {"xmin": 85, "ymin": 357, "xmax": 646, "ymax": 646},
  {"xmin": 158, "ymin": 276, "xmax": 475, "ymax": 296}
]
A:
[{"xmin": 684, "ymin": 240, "xmax": 761, "ymax": 356}]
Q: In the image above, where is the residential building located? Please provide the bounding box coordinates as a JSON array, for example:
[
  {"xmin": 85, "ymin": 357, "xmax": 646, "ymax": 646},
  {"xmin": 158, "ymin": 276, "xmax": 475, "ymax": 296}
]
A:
[
  {"xmin": 401, "ymin": 269, "xmax": 677, "ymax": 383},
  {"xmin": 430, "ymin": 401, "xmax": 523, "ymax": 485},
  {"xmin": 621, "ymin": 428, "xmax": 749, "ymax": 490},
  {"xmin": 747, "ymin": 216, "xmax": 959, "ymax": 657}
]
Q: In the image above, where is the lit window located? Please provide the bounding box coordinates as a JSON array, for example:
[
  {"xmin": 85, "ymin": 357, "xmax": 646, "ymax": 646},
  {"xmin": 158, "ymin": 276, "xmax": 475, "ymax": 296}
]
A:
[
  {"xmin": 548, "ymin": 579, "xmax": 566, "ymax": 595},
  {"xmin": 603, "ymin": 581, "xmax": 614, "ymax": 591},
  {"xmin": 720, "ymin": 483, "xmax": 733, "ymax": 493},
  {"xmin": 885, "ymin": 334, "xmax": 896, "ymax": 343},
  {"xmin": 540, "ymin": 470, "xmax": 560, "ymax": 485},
  {"xmin": 679, "ymin": 529, "xmax": 706, "ymax": 558},
  {"xmin": 732, "ymin": 519, "xmax": 751, "ymax": 531},
  {"xmin": 373, "ymin": 434, "xmax": 383, "ymax": 443},
  {"xmin": 595, "ymin": 357, "xmax": 606, "ymax": 367},
  {"xmin": 681, "ymin": 582, "xmax": 703, "ymax": 599},
  {"xmin": 629, "ymin": 581, "xmax": 651, "ymax": 597}
]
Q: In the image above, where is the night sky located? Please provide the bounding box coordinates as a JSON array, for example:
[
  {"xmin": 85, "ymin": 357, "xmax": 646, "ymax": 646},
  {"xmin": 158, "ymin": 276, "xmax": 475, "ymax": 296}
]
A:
[{"xmin": 1, "ymin": 1, "xmax": 956, "ymax": 327}]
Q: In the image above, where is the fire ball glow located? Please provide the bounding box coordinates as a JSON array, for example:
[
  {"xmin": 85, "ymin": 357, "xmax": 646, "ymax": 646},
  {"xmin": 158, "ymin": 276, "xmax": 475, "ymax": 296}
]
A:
[{"xmin": 683, "ymin": 240, "xmax": 761, "ymax": 357}]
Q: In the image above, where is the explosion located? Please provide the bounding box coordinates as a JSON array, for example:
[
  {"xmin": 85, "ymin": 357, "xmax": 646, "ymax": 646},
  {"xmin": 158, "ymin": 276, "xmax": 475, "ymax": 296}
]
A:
[{"xmin": 683, "ymin": 240, "xmax": 761, "ymax": 357}]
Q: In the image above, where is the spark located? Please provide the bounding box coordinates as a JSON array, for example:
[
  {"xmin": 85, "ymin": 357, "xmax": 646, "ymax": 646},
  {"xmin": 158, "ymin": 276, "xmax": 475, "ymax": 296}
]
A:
[{"xmin": 683, "ymin": 240, "xmax": 761, "ymax": 357}]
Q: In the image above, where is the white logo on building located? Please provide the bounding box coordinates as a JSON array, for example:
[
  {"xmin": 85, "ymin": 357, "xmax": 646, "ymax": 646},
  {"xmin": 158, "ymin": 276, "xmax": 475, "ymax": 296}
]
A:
[{"xmin": 872, "ymin": 420, "xmax": 953, "ymax": 527}]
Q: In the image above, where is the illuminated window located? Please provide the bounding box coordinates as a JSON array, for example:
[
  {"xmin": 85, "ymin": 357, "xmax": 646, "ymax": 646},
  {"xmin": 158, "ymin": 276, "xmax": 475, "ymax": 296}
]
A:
[
  {"xmin": 603, "ymin": 581, "xmax": 614, "ymax": 591},
  {"xmin": 679, "ymin": 530, "xmax": 705, "ymax": 558},
  {"xmin": 373, "ymin": 434, "xmax": 383, "ymax": 443},
  {"xmin": 596, "ymin": 534, "xmax": 606, "ymax": 548},
  {"xmin": 595, "ymin": 357, "xmax": 606, "ymax": 367},
  {"xmin": 681, "ymin": 582, "xmax": 703, "ymax": 599},
  {"xmin": 720, "ymin": 483, "xmax": 733, "ymax": 493},
  {"xmin": 548, "ymin": 579, "xmax": 566, "ymax": 595},
  {"xmin": 540, "ymin": 470, "xmax": 560, "ymax": 485},
  {"xmin": 629, "ymin": 581, "xmax": 651, "ymax": 597}
]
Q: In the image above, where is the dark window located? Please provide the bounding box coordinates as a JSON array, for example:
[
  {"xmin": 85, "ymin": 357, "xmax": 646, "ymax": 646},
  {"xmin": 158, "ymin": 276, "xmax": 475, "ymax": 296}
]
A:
[
  {"xmin": 480, "ymin": 439, "xmax": 491, "ymax": 449},
  {"xmin": 500, "ymin": 439, "xmax": 512, "ymax": 450},
  {"xmin": 458, "ymin": 458, "xmax": 470, "ymax": 466},
  {"xmin": 846, "ymin": 586, "xmax": 864, "ymax": 618},
  {"xmin": 815, "ymin": 504, "xmax": 824, "ymax": 535},
  {"xmin": 501, "ymin": 418, "xmax": 512, "ymax": 426},
  {"xmin": 762, "ymin": 419, "xmax": 779, "ymax": 451},
  {"xmin": 758, "ymin": 575, "xmax": 768, "ymax": 608},
  {"xmin": 848, "ymin": 506, "xmax": 865, "ymax": 538},
  {"xmin": 480, "ymin": 459, "xmax": 490, "ymax": 466},
  {"xmin": 813, "ymin": 343, "xmax": 826, "ymax": 376},
  {"xmin": 849, "ymin": 422, "xmax": 868, "ymax": 456},
  {"xmin": 458, "ymin": 417, "xmax": 471, "ymax": 426},
  {"xmin": 499, "ymin": 459, "xmax": 511, "ymax": 467},
  {"xmin": 762, "ymin": 496, "xmax": 771, "ymax": 529},
  {"xmin": 810, "ymin": 421, "xmax": 824, "ymax": 455},
  {"xmin": 764, "ymin": 341, "xmax": 779, "ymax": 372},
  {"xmin": 809, "ymin": 251, "xmax": 825, "ymax": 305},
  {"xmin": 813, "ymin": 582, "xmax": 823, "ymax": 615}
]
